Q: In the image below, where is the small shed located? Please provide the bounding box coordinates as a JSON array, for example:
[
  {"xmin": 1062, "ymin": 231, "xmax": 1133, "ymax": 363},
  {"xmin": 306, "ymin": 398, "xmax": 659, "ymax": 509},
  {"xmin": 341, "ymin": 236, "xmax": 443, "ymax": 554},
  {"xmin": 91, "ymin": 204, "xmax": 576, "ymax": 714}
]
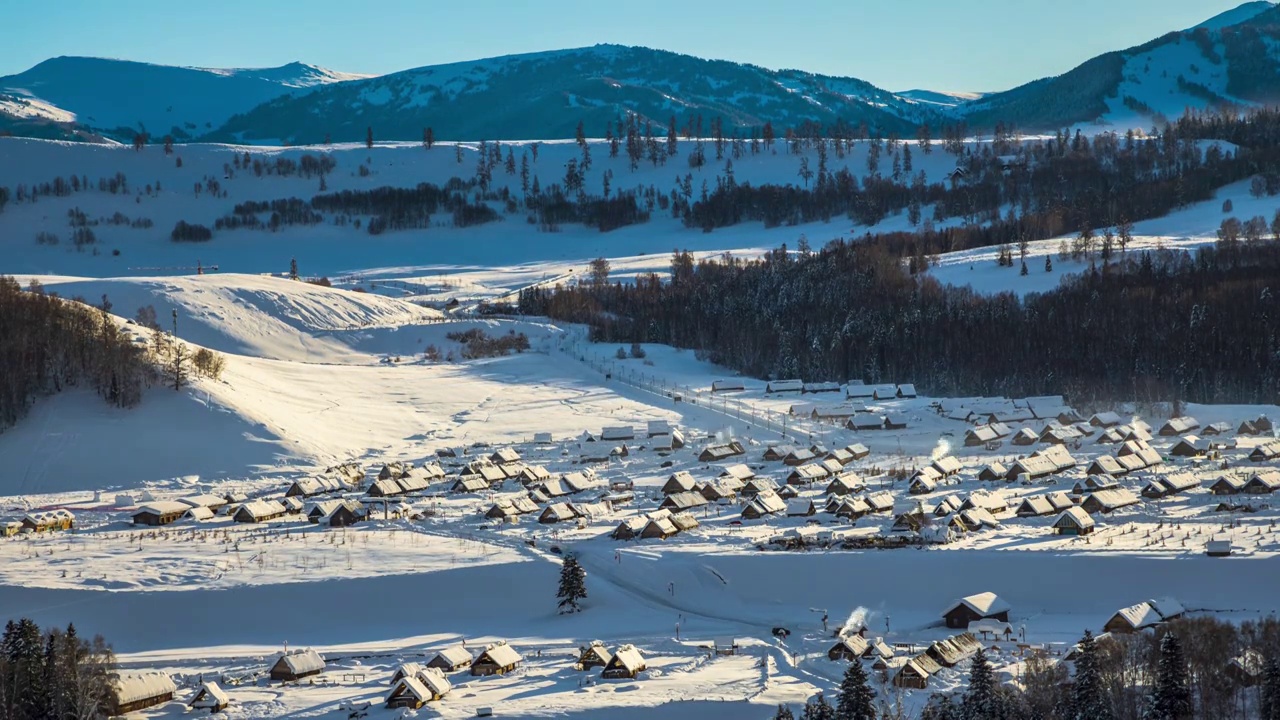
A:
[
  {"xmin": 711, "ymin": 379, "xmax": 746, "ymax": 393},
  {"xmin": 1206, "ymin": 536, "xmax": 1233, "ymax": 557},
  {"xmin": 471, "ymin": 641, "xmax": 523, "ymax": 676},
  {"xmin": 187, "ymin": 681, "xmax": 230, "ymax": 713},
  {"xmin": 766, "ymin": 379, "xmax": 803, "ymax": 393}
]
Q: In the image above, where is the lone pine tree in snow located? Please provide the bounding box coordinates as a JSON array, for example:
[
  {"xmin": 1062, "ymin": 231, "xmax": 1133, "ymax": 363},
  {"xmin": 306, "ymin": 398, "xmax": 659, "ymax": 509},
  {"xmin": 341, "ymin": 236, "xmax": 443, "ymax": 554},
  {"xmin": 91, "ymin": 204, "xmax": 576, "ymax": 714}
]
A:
[
  {"xmin": 962, "ymin": 648, "xmax": 1003, "ymax": 719},
  {"xmin": 556, "ymin": 554, "xmax": 587, "ymax": 614},
  {"xmin": 834, "ymin": 659, "xmax": 876, "ymax": 720},
  {"xmin": 1144, "ymin": 632, "xmax": 1192, "ymax": 720},
  {"xmin": 1068, "ymin": 631, "xmax": 1114, "ymax": 720}
]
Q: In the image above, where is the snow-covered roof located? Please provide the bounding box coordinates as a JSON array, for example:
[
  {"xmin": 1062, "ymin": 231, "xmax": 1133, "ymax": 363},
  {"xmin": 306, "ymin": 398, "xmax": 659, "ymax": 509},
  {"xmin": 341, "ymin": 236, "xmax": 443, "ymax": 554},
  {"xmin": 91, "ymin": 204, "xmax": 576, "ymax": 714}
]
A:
[
  {"xmin": 237, "ymin": 499, "xmax": 287, "ymax": 520},
  {"xmin": 949, "ymin": 592, "xmax": 1010, "ymax": 617},
  {"xmin": 275, "ymin": 648, "xmax": 325, "ymax": 675},
  {"xmin": 719, "ymin": 464, "xmax": 754, "ymax": 481},
  {"xmin": 1055, "ymin": 506, "xmax": 1094, "ymax": 529},
  {"xmin": 1148, "ymin": 597, "xmax": 1184, "ymax": 620},
  {"xmin": 135, "ymin": 501, "xmax": 191, "ymax": 516},
  {"xmin": 188, "ymin": 681, "xmax": 229, "ymax": 709},
  {"xmin": 478, "ymin": 641, "xmax": 522, "ymax": 667},
  {"xmin": 415, "ymin": 667, "xmax": 451, "ymax": 696},
  {"xmin": 1113, "ymin": 602, "xmax": 1163, "ymax": 630},
  {"xmin": 388, "ymin": 676, "xmax": 431, "ymax": 703},
  {"xmin": 432, "ymin": 645, "xmax": 473, "ymax": 668},
  {"xmin": 608, "ymin": 644, "xmax": 646, "ymax": 672},
  {"xmin": 112, "ymin": 672, "xmax": 176, "ymax": 706},
  {"xmin": 183, "ymin": 506, "xmax": 215, "ymax": 521}
]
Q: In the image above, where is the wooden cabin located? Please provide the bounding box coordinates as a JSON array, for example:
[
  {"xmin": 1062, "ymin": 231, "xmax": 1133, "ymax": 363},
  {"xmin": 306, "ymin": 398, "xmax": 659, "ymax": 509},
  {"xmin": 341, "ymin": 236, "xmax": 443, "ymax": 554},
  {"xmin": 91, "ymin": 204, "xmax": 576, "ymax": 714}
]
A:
[
  {"xmin": 21, "ymin": 509, "xmax": 74, "ymax": 533},
  {"xmin": 1053, "ymin": 507, "xmax": 1095, "ymax": 535},
  {"xmin": 471, "ymin": 641, "xmax": 522, "ymax": 676},
  {"xmin": 662, "ymin": 472, "xmax": 698, "ymax": 495},
  {"xmin": 578, "ymin": 641, "xmax": 612, "ymax": 670},
  {"xmin": 602, "ymin": 645, "xmax": 647, "ymax": 679},
  {"xmin": 132, "ymin": 501, "xmax": 189, "ymax": 527},
  {"xmin": 427, "ymin": 646, "xmax": 473, "ymax": 672},
  {"xmin": 942, "ymin": 593, "xmax": 1010, "ymax": 629},
  {"xmin": 1159, "ymin": 416, "xmax": 1200, "ymax": 436},
  {"xmin": 269, "ymin": 649, "xmax": 325, "ymax": 682},
  {"xmin": 233, "ymin": 500, "xmax": 287, "ymax": 524},
  {"xmin": 827, "ymin": 633, "xmax": 869, "ymax": 662},
  {"xmin": 187, "ymin": 681, "xmax": 230, "ymax": 714},
  {"xmin": 893, "ymin": 654, "xmax": 941, "ymax": 689},
  {"xmin": 109, "ymin": 673, "xmax": 176, "ymax": 716}
]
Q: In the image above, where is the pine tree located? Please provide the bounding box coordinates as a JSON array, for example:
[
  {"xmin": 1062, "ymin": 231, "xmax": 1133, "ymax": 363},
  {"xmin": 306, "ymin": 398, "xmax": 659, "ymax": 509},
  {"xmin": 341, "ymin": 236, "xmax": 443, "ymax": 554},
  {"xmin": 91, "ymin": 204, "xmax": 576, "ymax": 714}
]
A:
[
  {"xmin": 1021, "ymin": 260, "xmax": 1029, "ymax": 276},
  {"xmin": 834, "ymin": 660, "xmax": 876, "ymax": 720},
  {"xmin": 556, "ymin": 555, "xmax": 587, "ymax": 613},
  {"xmin": 289, "ymin": 258, "xmax": 299, "ymax": 281},
  {"xmin": 774, "ymin": 705, "xmax": 796, "ymax": 720},
  {"xmin": 1261, "ymin": 655, "xmax": 1280, "ymax": 720},
  {"xmin": 1045, "ymin": 255, "xmax": 1053, "ymax": 272},
  {"xmin": 802, "ymin": 694, "xmax": 835, "ymax": 720},
  {"xmin": 169, "ymin": 310, "xmax": 188, "ymax": 392},
  {"xmin": 1144, "ymin": 632, "xmax": 1192, "ymax": 720},
  {"xmin": 366, "ymin": 126, "xmax": 373, "ymax": 149},
  {"xmin": 962, "ymin": 648, "xmax": 1002, "ymax": 720},
  {"xmin": 1069, "ymin": 631, "xmax": 1114, "ymax": 720}
]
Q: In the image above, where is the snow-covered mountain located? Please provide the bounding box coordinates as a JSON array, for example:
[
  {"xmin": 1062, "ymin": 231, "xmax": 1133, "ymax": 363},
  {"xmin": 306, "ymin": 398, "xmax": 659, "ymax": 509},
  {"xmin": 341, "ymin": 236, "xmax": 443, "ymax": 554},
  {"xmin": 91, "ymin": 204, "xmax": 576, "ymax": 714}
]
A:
[
  {"xmin": 209, "ymin": 44, "xmax": 942, "ymax": 144},
  {"xmin": 0, "ymin": 56, "xmax": 366, "ymax": 141},
  {"xmin": 1191, "ymin": 0, "xmax": 1275, "ymax": 31},
  {"xmin": 959, "ymin": 1, "xmax": 1280, "ymax": 130},
  {"xmin": 4, "ymin": 2, "xmax": 1280, "ymax": 144}
]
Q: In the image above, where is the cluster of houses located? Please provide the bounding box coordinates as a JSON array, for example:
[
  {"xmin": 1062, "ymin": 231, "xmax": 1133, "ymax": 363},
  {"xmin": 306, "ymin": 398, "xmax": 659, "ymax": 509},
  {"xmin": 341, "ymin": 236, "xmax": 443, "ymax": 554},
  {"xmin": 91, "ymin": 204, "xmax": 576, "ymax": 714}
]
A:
[
  {"xmin": 824, "ymin": 593, "xmax": 1009, "ymax": 690},
  {"xmin": 1, "ymin": 508, "xmax": 76, "ymax": 536}
]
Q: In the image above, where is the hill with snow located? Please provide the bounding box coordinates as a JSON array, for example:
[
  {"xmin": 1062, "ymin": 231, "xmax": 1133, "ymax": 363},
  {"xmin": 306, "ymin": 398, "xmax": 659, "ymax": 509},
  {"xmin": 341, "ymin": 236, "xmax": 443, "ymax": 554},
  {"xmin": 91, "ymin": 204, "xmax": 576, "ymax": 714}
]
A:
[
  {"xmin": 210, "ymin": 44, "xmax": 942, "ymax": 144},
  {"xmin": 959, "ymin": 2, "xmax": 1280, "ymax": 130},
  {"xmin": 0, "ymin": 57, "xmax": 365, "ymax": 142}
]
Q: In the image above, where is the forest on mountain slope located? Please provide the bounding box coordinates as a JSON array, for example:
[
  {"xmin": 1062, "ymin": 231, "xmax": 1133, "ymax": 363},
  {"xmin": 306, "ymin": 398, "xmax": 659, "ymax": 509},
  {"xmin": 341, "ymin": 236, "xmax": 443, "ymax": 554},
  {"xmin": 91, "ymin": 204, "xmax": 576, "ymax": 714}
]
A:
[{"xmin": 520, "ymin": 236, "xmax": 1280, "ymax": 405}]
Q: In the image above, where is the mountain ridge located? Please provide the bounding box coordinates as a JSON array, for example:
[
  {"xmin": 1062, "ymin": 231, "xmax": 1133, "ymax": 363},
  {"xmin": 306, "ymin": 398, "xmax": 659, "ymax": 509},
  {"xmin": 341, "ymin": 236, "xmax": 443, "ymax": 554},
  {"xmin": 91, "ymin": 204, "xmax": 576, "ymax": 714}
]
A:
[{"xmin": 4, "ymin": 3, "xmax": 1280, "ymax": 143}]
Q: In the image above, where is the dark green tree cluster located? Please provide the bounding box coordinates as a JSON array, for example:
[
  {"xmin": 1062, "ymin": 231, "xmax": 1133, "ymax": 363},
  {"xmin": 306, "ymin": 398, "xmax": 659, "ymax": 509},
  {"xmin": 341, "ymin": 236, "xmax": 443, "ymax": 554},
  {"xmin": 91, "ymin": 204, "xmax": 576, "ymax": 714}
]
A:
[
  {"xmin": 0, "ymin": 618, "xmax": 116, "ymax": 720},
  {"xmin": 522, "ymin": 239, "xmax": 1280, "ymax": 405},
  {"xmin": 0, "ymin": 278, "xmax": 156, "ymax": 432}
]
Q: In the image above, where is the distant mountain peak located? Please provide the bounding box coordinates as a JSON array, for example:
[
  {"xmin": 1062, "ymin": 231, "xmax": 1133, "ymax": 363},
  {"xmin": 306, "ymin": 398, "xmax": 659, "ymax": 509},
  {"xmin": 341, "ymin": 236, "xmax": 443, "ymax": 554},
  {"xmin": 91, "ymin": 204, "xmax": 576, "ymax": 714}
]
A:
[{"xmin": 1190, "ymin": 1, "xmax": 1276, "ymax": 31}]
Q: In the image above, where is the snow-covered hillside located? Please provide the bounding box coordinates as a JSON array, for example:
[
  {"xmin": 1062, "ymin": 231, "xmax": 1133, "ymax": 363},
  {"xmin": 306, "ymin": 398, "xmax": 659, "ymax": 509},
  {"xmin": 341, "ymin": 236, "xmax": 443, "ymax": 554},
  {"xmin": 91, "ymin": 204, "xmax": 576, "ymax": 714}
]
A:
[
  {"xmin": 0, "ymin": 57, "xmax": 365, "ymax": 141},
  {"xmin": 0, "ymin": 136, "xmax": 968, "ymax": 278},
  {"xmin": 210, "ymin": 44, "xmax": 944, "ymax": 145}
]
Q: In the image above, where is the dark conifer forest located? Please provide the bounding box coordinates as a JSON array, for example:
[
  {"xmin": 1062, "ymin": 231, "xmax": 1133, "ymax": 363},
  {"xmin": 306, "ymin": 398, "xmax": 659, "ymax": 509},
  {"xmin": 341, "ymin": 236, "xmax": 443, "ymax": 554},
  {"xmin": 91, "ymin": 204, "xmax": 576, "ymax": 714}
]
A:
[
  {"xmin": 520, "ymin": 240, "xmax": 1280, "ymax": 405},
  {"xmin": 0, "ymin": 277, "xmax": 155, "ymax": 431}
]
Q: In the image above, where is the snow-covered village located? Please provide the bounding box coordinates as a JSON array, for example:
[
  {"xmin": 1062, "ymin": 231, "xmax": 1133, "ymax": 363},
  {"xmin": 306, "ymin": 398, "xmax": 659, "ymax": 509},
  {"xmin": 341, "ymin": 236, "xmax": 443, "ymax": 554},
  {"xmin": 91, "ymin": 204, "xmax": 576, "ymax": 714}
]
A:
[{"xmin": 3, "ymin": 3, "xmax": 1280, "ymax": 719}]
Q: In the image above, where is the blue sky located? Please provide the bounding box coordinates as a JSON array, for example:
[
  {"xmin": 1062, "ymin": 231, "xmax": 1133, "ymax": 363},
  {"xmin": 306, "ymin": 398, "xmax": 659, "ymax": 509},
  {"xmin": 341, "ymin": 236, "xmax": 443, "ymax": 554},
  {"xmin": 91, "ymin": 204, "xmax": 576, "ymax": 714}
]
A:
[{"xmin": 2, "ymin": 0, "xmax": 1255, "ymax": 91}]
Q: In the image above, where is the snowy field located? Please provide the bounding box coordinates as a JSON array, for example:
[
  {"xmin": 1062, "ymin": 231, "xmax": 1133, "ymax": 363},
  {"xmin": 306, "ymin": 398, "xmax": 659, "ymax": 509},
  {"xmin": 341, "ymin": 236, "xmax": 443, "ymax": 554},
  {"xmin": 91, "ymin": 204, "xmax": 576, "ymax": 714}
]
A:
[
  {"xmin": 0, "ymin": 136, "xmax": 1278, "ymax": 717},
  {"xmin": 0, "ymin": 269, "xmax": 1275, "ymax": 717}
]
